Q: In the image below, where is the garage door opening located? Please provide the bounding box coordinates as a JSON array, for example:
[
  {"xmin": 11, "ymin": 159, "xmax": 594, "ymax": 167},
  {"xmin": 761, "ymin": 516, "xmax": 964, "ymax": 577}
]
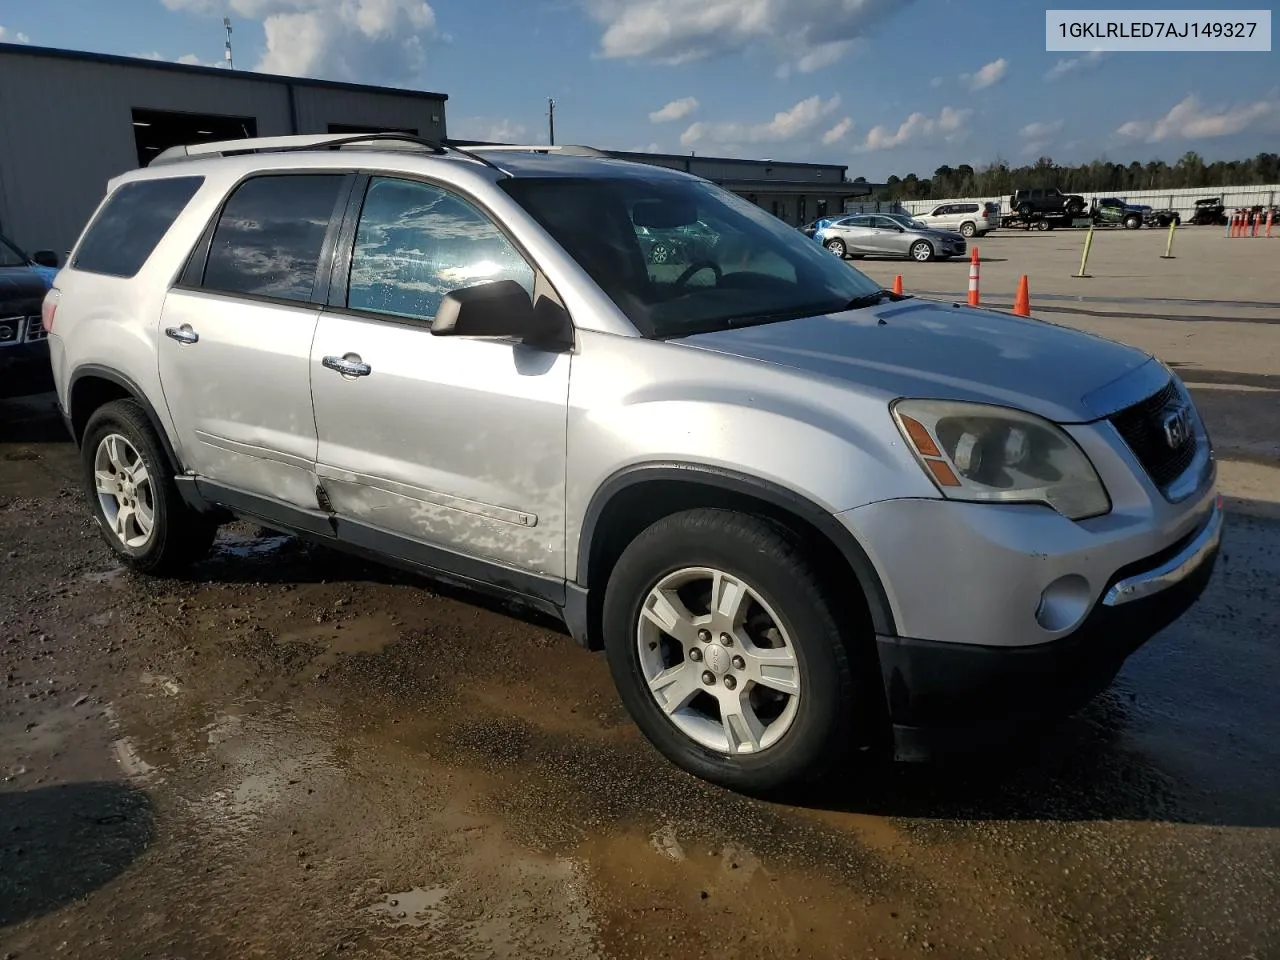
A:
[{"xmin": 131, "ymin": 108, "xmax": 258, "ymax": 166}]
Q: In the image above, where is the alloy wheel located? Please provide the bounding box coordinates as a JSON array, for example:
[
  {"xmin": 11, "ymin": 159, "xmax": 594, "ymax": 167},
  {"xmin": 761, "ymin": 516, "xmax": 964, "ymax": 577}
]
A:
[
  {"xmin": 636, "ymin": 566, "xmax": 801, "ymax": 755},
  {"xmin": 93, "ymin": 433, "xmax": 156, "ymax": 549}
]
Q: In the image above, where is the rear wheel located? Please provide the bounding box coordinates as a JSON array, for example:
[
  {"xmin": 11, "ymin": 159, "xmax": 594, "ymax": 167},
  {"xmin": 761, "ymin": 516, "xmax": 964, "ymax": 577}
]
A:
[
  {"xmin": 82, "ymin": 399, "xmax": 217, "ymax": 575},
  {"xmin": 824, "ymin": 237, "xmax": 847, "ymax": 258},
  {"xmin": 960, "ymin": 222, "xmax": 977, "ymax": 238},
  {"xmin": 910, "ymin": 240, "xmax": 934, "ymax": 262},
  {"xmin": 602, "ymin": 509, "xmax": 867, "ymax": 794}
]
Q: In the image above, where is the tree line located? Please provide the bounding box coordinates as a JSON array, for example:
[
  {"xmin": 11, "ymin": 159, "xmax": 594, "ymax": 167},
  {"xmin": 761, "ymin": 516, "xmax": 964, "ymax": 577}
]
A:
[{"xmin": 857, "ymin": 151, "xmax": 1280, "ymax": 201}]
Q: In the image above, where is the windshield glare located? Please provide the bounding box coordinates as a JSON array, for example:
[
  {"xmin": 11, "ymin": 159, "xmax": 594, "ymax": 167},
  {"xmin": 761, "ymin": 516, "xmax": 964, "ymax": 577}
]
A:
[{"xmin": 501, "ymin": 176, "xmax": 882, "ymax": 339}]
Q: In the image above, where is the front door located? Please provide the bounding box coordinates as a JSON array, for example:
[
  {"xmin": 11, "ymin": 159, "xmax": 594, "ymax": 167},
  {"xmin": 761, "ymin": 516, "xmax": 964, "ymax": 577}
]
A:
[
  {"xmin": 158, "ymin": 173, "xmax": 351, "ymax": 509},
  {"xmin": 310, "ymin": 176, "xmax": 571, "ymax": 578}
]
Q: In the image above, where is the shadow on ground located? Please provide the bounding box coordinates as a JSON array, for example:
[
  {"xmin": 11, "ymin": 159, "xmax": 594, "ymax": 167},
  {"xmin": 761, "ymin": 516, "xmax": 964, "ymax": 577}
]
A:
[{"xmin": 0, "ymin": 781, "xmax": 156, "ymax": 927}]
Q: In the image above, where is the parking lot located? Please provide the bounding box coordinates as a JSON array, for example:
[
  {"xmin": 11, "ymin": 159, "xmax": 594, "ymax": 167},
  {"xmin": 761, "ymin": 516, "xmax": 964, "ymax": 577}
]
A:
[{"xmin": 2, "ymin": 225, "xmax": 1279, "ymax": 960}]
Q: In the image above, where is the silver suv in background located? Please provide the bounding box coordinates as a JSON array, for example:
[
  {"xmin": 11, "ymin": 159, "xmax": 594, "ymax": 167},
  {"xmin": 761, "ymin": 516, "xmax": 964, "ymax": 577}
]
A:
[
  {"xmin": 914, "ymin": 201, "xmax": 999, "ymax": 237},
  {"xmin": 46, "ymin": 135, "xmax": 1221, "ymax": 794}
]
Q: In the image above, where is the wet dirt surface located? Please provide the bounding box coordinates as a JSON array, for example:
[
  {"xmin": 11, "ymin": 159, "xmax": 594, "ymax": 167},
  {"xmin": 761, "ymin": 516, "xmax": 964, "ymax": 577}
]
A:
[{"xmin": 2, "ymin": 393, "xmax": 1278, "ymax": 960}]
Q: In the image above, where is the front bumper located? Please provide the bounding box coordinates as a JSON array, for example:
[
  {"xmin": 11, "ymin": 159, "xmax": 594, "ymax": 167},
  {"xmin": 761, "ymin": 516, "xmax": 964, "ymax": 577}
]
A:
[{"xmin": 874, "ymin": 497, "xmax": 1221, "ymax": 739}]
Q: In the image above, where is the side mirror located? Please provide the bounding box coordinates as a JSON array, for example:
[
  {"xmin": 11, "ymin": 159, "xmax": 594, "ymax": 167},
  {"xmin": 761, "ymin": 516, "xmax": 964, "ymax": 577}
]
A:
[
  {"xmin": 431, "ymin": 279, "xmax": 570, "ymax": 348},
  {"xmin": 32, "ymin": 250, "xmax": 59, "ymax": 268}
]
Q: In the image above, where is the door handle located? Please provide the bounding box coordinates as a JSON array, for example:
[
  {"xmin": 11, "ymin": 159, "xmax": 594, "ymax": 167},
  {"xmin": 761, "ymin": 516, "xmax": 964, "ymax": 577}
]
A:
[
  {"xmin": 165, "ymin": 324, "xmax": 199, "ymax": 344},
  {"xmin": 322, "ymin": 354, "xmax": 371, "ymax": 378}
]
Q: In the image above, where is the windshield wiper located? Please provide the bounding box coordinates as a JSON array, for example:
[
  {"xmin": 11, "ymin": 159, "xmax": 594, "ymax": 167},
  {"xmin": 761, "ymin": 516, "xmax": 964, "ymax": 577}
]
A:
[{"xmin": 844, "ymin": 289, "xmax": 912, "ymax": 311}]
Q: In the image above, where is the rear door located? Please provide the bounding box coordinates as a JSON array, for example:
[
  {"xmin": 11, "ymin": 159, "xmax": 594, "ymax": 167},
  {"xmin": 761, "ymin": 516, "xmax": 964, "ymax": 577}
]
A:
[
  {"xmin": 835, "ymin": 216, "xmax": 875, "ymax": 253},
  {"xmin": 309, "ymin": 174, "xmax": 571, "ymax": 577},
  {"xmin": 159, "ymin": 172, "xmax": 353, "ymax": 512}
]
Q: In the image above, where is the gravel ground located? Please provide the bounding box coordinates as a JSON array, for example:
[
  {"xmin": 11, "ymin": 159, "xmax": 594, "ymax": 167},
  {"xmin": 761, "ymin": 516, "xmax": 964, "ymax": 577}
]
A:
[{"xmin": 2, "ymin": 231, "xmax": 1278, "ymax": 959}]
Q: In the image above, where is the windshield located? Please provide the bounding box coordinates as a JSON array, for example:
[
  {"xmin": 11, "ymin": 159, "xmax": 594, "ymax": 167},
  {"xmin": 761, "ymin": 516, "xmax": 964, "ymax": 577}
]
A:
[
  {"xmin": 0, "ymin": 234, "xmax": 27, "ymax": 268},
  {"xmin": 500, "ymin": 176, "xmax": 882, "ymax": 339}
]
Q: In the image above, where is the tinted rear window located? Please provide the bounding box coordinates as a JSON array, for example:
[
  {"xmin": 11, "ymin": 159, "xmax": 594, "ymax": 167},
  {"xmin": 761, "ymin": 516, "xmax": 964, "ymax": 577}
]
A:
[
  {"xmin": 201, "ymin": 174, "xmax": 344, "ymax": 303},
  {"xmin": 72, "ymin": 176, "xmax": 204, "ymax": 278}
]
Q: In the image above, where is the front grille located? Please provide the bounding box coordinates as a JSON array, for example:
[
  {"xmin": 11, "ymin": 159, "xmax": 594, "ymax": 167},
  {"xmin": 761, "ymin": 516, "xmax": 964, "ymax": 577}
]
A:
[
  {"xmin": 24, "ymin": 313, "xmax": 46, "ymax": 342},
  {"xmin": 1109, "ymin": 379, "xmax": 1198, "ymax": 489}
]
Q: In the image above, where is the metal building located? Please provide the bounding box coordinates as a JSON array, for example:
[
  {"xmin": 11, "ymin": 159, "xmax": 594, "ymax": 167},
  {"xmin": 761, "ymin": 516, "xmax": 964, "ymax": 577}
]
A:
[
  {"xmin": 604, "ymin": 149, "xmax": 869, "ymax": 226},
  {"xmin": 0, "ymin": 43, "xmax": 449, "ymax": 257},
  {"xmin": 452, "ymin": 141, "xmax": 870, "ymax": 227}
]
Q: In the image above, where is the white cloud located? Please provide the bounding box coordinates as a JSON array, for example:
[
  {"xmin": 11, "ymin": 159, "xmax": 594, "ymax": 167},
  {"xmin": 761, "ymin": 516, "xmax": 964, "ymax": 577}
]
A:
[
  {"xmin": 0, "ymin": 26, "xmax": 32, "ymax": 43},
  {"xmin": 453, "ymin": 117, "xmax": 529, "ymax": 143},
  {"xmin": 132, "ymin": 50, "xmax": 223, "ymax": 67},
  {"xmin": 586, "ymin": 0, "xmax": 909, "ymax": 71},
  {"xmin": 821, "ymin": 117, "xmax": 853, "ymax": 145},
  {"xmin": 162, "ymin": 0, "xmax": 437, "ymax": 83},
  {"xmin": 679, "ymin": 94, "xmax": 841, "ymax": 147},
  {"xmin": 855, "ymin": 105, "xmax": 972, "ymax": 152},
  {"xmin": 1019, "ymin": 119, "xmax": 1064, "ymax": 140},
  {"xmin": 625, "ymin": 142, "xmax": 664, "ymax": 153},
  {"xmin": 961, "ymin": 57, "xmax": 1007, "ymax": 91},
  {"xmin": 1116, "ymin": 94, "xmax": 1278, "ymax": 143},
  {"xmin": 649, "ymin": 97, "xmax": 700, "ymax": 123},
  {"xmin": 929, "ymin": 76, "xmax": 943, "ymax": 88},
  {"xmin": 1045, "ymin": 49, "xmax": 1103, "ymax": 82}
]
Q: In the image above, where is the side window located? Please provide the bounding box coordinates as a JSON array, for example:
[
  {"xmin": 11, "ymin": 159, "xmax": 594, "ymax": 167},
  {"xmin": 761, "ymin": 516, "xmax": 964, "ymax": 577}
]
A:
[
  {"xmin": 201, "ymin": 174, "xmax": 345, "ymax": 303},
  {"xmin": 347, "ymin": 177, "xmax": 534, "ymax": 322},
  {"xmin": 73, "ymin": 176, "xmax": 204, "ymax": 278}
]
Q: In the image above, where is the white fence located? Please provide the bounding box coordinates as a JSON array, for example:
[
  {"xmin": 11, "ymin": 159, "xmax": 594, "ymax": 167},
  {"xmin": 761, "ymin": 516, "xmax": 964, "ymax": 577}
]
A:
[{"xmin": 889, "ymin": 184, "xmax": 1280, "ymax": 219}]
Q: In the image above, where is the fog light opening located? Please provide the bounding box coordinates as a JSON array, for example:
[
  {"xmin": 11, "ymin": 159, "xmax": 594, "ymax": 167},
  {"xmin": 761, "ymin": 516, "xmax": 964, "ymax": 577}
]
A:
[{"xmin": 1036, "ymin": 574, "xmax": 1091, "ymax": 632}]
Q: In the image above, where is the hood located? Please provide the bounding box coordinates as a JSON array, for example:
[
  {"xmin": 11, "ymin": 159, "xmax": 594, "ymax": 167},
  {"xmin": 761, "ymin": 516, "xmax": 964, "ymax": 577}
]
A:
[
  {"xmin": 676, "ymin": 297, "xmax": 1155, "ymax": 423},
  {"xmin": 0, "ymin": 266, "xmax": 51, "ymax": 305}
]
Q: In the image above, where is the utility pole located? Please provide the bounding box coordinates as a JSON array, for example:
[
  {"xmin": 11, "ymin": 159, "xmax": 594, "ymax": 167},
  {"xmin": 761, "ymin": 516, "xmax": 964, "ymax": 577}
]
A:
[
  {"xmin": 223, "ymin": 17, "xmax": 234, "ymax": 69},
  {"xmin": 547, "ymin": 97, "xmax": 556, "ymax": 146}
]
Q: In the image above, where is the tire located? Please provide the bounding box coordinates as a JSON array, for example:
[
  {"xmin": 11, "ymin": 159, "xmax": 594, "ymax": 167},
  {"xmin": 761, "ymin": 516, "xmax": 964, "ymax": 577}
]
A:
[
  {"xmin": 1036, "ymin": 220, "xmax": 1052, "ymax": 231},
  {"xmin": 824, "ymin": 237, "xmax": 847, "ymax": 258},
  {"xmin": 959, "ymin": 222, "xmax": 977, "ymax": 238},
  {"xmin": 602, "ymin": 509, "xmax": 866, "ymax": 794},
  {"xmin": 1124, "ymin": 216, "xmax": 1141, "ymax": 230},
  {"xmin": 910, "ymin": 240, "xmax": 934, "ymax": 262},
  {"xmin": 81, "ymin": 399, "xmax": 218, "ymax": 575},
  {"xmin": 1017, "ymin": 203, "xmax": 1033, "ymax": 217},
  {"xmin": 1066, "ymin": 200, "xmax": 1084, "ymax": 218}
]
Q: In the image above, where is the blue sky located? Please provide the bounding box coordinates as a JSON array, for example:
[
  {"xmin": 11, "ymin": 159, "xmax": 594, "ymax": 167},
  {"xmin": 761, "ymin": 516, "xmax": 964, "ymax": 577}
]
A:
[{"xmin": 3, "ymin": 0, "xmax": 1277, "ymax": 179}]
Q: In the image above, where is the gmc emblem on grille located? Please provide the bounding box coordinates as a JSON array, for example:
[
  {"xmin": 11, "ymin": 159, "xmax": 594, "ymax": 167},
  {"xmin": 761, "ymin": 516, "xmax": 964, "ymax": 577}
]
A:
[{"xmin": 1162, "ymin": 404, "xmax": 1192, "ymax": 449}]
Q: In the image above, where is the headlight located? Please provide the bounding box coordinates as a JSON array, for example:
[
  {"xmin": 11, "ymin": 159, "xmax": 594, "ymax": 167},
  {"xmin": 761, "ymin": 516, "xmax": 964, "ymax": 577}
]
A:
[{"xmin": 892, "ymin": 399, "xmax": 1110, "ymax": 520}]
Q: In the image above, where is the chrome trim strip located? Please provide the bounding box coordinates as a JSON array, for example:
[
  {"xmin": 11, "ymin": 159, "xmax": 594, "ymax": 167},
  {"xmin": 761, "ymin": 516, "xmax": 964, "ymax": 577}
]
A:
[
  {"xmin": 193, "ymin": 430, "xmax": 315, "ymax": 473},
  {"xmin": 1103, "ymin": 497, "xmax": 1223, "ymax": 607},
  {"xmin": 315, "ymin": 463, "xmax": 537, "ymax": 528}
]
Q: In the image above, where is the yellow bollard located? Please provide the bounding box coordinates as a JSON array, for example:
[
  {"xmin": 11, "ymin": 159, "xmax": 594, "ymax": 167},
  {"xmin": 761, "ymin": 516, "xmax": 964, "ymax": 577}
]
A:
[
  {"xmin": 1074, "ymin": 225, "xmax": 1094, "ymax": 278},
  {"xmin": 1160, "ymin": 219, "xmax": 1177, "ymax": 259}
]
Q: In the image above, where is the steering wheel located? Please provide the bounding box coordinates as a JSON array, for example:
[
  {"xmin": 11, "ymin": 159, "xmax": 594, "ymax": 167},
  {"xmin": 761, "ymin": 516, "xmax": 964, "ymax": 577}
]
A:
[{"xmin": 674, "ymin": 260, "xmax": 722, "ymax": 288}]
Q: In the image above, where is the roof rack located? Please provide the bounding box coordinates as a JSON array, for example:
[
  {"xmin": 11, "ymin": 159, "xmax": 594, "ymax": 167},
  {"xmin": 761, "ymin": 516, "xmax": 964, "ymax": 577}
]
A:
[
  {"xmin": 469, "ymin": 144, "xmax": 613, "ymax": 158},
  {"xmin": 149, "ymin": 133, "xmax": 506, "ymax": 174}
]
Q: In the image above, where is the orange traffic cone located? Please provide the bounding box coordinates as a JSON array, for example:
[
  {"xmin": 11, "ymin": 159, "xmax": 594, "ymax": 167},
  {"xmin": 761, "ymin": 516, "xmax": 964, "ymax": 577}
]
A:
[
  {"xmin": 892, "ymin": 274, "xmax": 904, "ymax": 295},
  {"xmin": 1013, "ymin": 275, "xmax": 1031, "ymax": 317},
  {"xmin": 967, "ymin": 247, "xmax": 980, "ymax": 306}
]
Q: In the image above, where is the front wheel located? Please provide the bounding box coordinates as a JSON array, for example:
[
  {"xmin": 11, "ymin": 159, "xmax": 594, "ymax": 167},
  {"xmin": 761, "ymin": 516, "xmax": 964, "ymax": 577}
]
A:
[
  {"xmin": 1124, "ymin": 216, "xmax": 1142, "ymax": 230},
  {"xmin": 824, "ymin": 237, "xmax": 847, "ymax": 258},
  {"xmin": 910, "ymin": 240, "xmax": 934, "ymax": 262},
  {"xmin": 602, "ymin": 509, "xmax": 867, "ymax": 794},
  {"xmin": 82, "ymin": 399, "xmax": 217, "ymax": 575}
]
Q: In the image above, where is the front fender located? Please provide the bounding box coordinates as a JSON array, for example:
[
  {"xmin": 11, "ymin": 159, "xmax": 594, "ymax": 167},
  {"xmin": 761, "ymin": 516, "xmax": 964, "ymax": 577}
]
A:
[{"xmin": 564, "ymin": 330, "xmax": 937, "ymax": 581}]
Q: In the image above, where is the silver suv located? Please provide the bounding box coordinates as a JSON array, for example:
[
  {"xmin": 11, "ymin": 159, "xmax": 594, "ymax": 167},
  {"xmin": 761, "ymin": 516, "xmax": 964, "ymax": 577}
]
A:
[{"xmin": 46, "ymin": 135, "xmax": 1221, "ymax": 793}]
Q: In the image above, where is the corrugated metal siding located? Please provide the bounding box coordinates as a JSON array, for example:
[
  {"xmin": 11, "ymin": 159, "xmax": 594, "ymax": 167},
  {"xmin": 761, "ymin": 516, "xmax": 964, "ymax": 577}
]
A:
[
  {"xmin": 291, "ymin": 86, "xmax": 446, "ymax": 140},
  {"xmin": 899, "ymin": 184, "xmax": 1280, "ymax": 219},
  {"xmin": 0, "ymin": 50, "xmax": 449, "ymax": 255},
  {"xmin": 0, "ymin": 51, "xmax": 290, "ymax": 254}
]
